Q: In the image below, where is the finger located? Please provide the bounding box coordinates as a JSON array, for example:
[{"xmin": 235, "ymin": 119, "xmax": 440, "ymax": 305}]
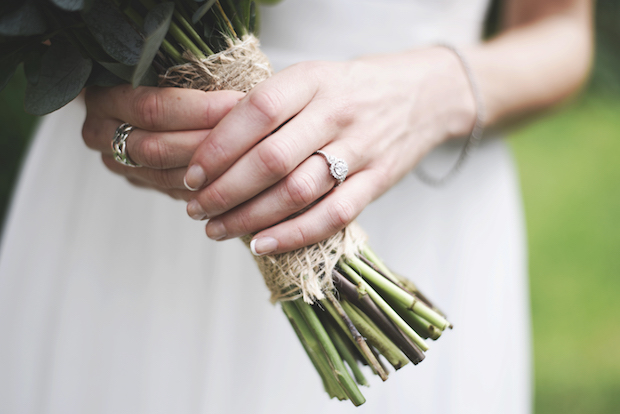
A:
[
  {"xmin": 125, "ymin": 177, "xmax": 193, "ymax": 202},
  {"xmin": 102, "ymin": 154, "xmax": 188, "ymax": 190},
  {"xmin": 189, "ymin": 101, "xmax": 342, "ymax": 219},
  {"xmin": 183, "ymin": 64, "xmax": 322, "ymax": 190},
  {"xmin": 85, "ymin": 85, "xmax": 244, "ymax": 131},
  {"xmin": 85, "ymin": 120, "xmax": 210, "ymax": 169},
  {"xmin": 246, "ymin": 170, "xmax": 380, "ymax": 255},
  {"xmin": 203, "ymin": 155, "xmax": 335, "ymax": 240}
]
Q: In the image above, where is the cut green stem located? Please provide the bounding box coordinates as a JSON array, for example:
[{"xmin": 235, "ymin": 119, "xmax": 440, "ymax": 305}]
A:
[
  {"xmin": 341, "ymin": 300, "xmax": 409, "ymax": 370},
  {"xmin": 347, "ymin": 256, "xmax": 451, "ymax": 331},
  {"xmin": 281, "ymin": 301, "xmax": 347, "ymax": 400},
  {"xmin": 295, "ymin": 299, "xmax": 366, "ymax": 406},
  {"xmin": 321, "ymin": 313, "xmax": 369, "ymax": 387},
  {"xmin": 333, "ymin": 270, "xmax": 426, "ymax": 364},
  {"xmin": 338, "ymin": 261, "xmax": 430, "ymax": 351},
  {"xmin": 321, "ymin": 293, "xmax": 389, "ymax": 381}
]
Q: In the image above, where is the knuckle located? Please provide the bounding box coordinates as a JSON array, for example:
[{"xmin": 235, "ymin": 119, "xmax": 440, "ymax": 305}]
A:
[
  {"xmin": 283, "ymin": 172, "xmax": 318, "ymax": 208},
  {"xmin": 289, "ymin": 225, "xmax": 308, "ymax": 248},
  {"xmin": 136, "ymin": 135, "xmax": 169, "ymax": 169},
  {"xmin": 134, "ymin": 91, "xmax": 164, "ymax": 130},
  {"xmin": 247, "ymin": 88, "xmax": 283, "ymax": 124},
  {"xmin": 81, "ymin": 119, "xmax": 98, "ymax": 149},
  {"xmin": 256, "ymin": 140, "xmax": 293, "ymax": 177},
  {"xmin": 204, "ymin": 138, "xmax": 228, "ymax": 168},
  {"xmin": 328, "ymin": 199, "xmax": 356, "ymax": 229},
  {"xmin": 234, "ymin": 211, "xmax": 255, "ymax": 234},
  {"xmin": 204, "ymin": 185, "xmax": 229, "ymax": 213}
]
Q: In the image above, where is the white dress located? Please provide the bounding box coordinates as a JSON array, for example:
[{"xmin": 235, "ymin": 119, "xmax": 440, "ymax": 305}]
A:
[{"xmin": 0, "ymin": 1, "xmax": 531, "ymax": 413}]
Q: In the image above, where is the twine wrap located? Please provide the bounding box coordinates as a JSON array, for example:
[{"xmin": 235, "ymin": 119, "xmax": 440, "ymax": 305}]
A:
[
  {"xmin": 161, "ymin": 35, "xmax": 366, "ymax": 304},
  {"xmin": 159, "ymin": 35, "xmax": 273, "ymax": 92}
]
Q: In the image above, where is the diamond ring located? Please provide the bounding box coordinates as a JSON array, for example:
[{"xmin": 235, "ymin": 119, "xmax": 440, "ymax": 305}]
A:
[
  {"xmin": 314, "ymin": 150, "xmax": 348, "ymax": 186},
  {"xmin": 111, "ymin": 123, "xmax": 141, "ymax": 168}
]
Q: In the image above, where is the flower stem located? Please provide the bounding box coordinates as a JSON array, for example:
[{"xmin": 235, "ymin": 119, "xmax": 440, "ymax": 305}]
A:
[
  {"xmin": 281, "ymin": 301, "xmax": 347, "ymax": 400},
  {"xmin": 339, "ymin": 261, "xmax": 430, "ymax": 351},
  {"xmin": 321, "ymin": 314, "xmax": 369, "ymax": 387},
  {"xmin": 347, "ymin": 256, "xmax": 451, "ymax": 331},
  {"xmin": 321, "ymin": 293, "xmax": 389, "ymax": 381},
  {"xmin": 294, "ymin": 299, "xmax": 366, "ymax": 406},
  {"xmin": 341, "ymin": 300, "xmax": 409, "ymax": 370},
  {"xmin": 333, "ymin": 270, "xmax": 426, "ymax": 364},
  {"xmin": 173, "ymin": 10, "xmax": 214, "ymax": 54}
]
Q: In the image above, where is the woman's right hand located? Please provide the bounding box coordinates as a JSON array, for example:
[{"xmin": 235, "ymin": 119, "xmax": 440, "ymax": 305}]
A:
[{"xmin": 82, "ymin": 84, "xmax": 244, "ymax": 201}]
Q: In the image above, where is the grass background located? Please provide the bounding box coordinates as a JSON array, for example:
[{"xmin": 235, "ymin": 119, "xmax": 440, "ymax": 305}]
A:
[{"xmin": 2, "ymin": 9, "xmax": 620, "ymax": 411}]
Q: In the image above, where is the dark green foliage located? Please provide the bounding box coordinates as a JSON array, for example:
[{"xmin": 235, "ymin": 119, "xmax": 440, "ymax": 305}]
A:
[
  {"xmin": 0, "ymin": 0, "xmax": 259, "ymax": 115},
  {"xmin": 81, "ymin": 0, "xmax": 144, "ymax": 66},
  {"xmin": 133, "ymin": 2, "xmax": 174, "ymax": 87},
  {"xmin": 24, "ymin": 41, "xmax": 93, "ymax": 115}
]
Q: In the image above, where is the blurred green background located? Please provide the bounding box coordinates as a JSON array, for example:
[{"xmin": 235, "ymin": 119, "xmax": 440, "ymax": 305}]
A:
[{"xmin": 1, "ymin": 2, "xmax": 620, "ymax": 414}]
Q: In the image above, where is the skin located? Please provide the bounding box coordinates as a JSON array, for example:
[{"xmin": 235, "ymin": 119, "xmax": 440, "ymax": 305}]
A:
[{"xmin": 82, "ymin": 0, "xmax": 593, "ymax": 256}]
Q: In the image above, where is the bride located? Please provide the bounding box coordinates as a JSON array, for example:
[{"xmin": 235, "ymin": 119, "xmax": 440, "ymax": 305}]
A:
[{"xmin": 0, "ymin": 0, "xmax": 591, "ymax": 413}]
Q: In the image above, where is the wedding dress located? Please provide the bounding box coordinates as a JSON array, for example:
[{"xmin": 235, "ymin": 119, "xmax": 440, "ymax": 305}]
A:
[{"xmin": 0, "ymin": 0, "xmax": 531, "ymax": 413}]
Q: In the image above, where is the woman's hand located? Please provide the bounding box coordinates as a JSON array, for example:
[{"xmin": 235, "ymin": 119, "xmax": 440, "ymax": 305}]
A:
[
  {"xmin": 82, "ymin": 84, "xmax": 244, "ymax": 201},
  {"xmin": 182, "ymin": 47, "xmax": 476, "ymax": 254}
]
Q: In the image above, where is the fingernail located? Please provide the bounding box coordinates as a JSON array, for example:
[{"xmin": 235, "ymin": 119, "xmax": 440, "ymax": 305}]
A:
[
  {"xmin": 206, "ymin": 219, "xmax": 227, "ymax": 240},
  {"xmin": 250, "ymin": 237, "xmax": 278, "ymax": 256},
  {"xmin": 187, "ymin": 199, "xmax": 208, "ymax": 220},
  {"xmin": 184, "ymin": 165, "xmax": 206, "ymax": 191}
]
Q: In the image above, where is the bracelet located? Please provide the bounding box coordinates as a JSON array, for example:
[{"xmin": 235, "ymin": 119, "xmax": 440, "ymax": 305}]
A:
[{"xmin": 415, "ymin": 44, "xmax": 485, "ymax": 186}]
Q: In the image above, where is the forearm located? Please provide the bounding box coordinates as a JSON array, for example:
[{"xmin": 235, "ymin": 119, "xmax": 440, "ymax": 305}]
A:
[{"xmin": 468, "ymin": 0, "xmax": 593, "ymax": 127}]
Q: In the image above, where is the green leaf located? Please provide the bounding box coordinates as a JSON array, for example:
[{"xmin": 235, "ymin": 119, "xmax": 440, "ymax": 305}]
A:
[
  {"xmin": 100, "ymin": 62, "xmax": 158, "ymax": 86},
  {"xmin": 86, "ymin": 63, "xmax": 125, "ymax": 87},
  {"xmin": 81, "ymin": 0, "xmax": 143, "ymax": 66},
  {"xmin": 24, "ymin": 42, "xmax": 93, "ymax": 115},
  {"xmin": 192, "ymin": 0, "xmax": 217, "ymax": 24},
  {"xmin": 0, "ymin": 0, "xmax": 47, "ymax": 36},
  {"xmin": 49, "ymin": 0, "xmax": 87, "ymax": 12},
  {"xmin": 23, "ymin": 48, "xmax": 44, "ymax": 86},
  {"xmin": 0, "ymin": 53, "xmax": 21, "ymax": 92},
  {"xmin": 132, "ymin": 2, "xmax": 173, "ymax": 88}
]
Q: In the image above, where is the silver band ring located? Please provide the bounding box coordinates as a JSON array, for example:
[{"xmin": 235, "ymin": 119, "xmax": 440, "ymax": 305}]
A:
[
  {"xmin": 112, "ymin": 123, "xmax": 141, "ymax": 168},
  {"xmin": 314, "ymin": 150, "xmax": 348, "ymax": 186}
]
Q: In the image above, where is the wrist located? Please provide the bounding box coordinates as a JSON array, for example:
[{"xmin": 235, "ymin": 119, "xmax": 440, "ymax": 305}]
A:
[{"xmin": 428, "ymin": 46, "xmax": 479, "ymax": 142}]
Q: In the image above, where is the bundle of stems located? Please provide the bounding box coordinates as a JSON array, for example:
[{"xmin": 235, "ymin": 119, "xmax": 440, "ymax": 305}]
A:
[
  {"xmin": 1, "ymin": 0, "xmax": 452, "ymax": 406},
  {"xmin": 281, "ymin": 245, "xmax": 451, "ymax": 406}
]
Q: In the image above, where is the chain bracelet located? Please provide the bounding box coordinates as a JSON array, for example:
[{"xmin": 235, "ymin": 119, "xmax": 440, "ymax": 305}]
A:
[{"xmin": 415, "ymin": 44, "xmax": 485, "ymax": 186}]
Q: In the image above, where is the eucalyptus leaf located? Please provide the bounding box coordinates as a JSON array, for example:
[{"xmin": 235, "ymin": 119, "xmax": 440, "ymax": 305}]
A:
[
  {"xmin": 133, "ymin": 2, "xmax": 174, "ymax": 87},
  {"xmin": 49, "ymin": 0, "xmax": 86, "ymax": 12},
  {"xmin": 0, "ymin": 53, "xmax": 21, "ymax": 92},
  {"xmin": 24, "ymin": 42, "xmax": 93, "ymax": 115},
  {"xmin": 23, "ymin": 48, "xmax": 44, "ymax": 86},
  {"xmin": 74, "ymin": 27, "xmax": 115, "ymax": 62},
  {"xmin": 100, "ymin": 62, "xmax": 158, "ymax": 86},
  {"xmin": 86, "ymin": 63, "xmax": 125, "ymax": 87},
  {"xmin": 0, "ymin": 0, "xmax": 47, "ymax": 37},
  {"xmin": 192, "ymin": 0, "xmax": 217, "ymax": 24},
  {"xmin": 81, "ymin": 0, "xmax": 143, "ymax": 66}
]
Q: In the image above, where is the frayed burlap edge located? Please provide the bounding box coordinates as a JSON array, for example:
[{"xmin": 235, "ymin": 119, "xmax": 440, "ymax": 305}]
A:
[
  {"xmin": 241, "ymin": 221, "xmax": 367, "ymax": 304},
  {"xmin": 160, "ymin": 34, "xmax": 365, "ymax": 304}
]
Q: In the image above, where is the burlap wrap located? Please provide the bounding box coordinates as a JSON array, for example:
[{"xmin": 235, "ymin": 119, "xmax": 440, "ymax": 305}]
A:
[{"xmin": 160, "ymin": 35, "xmax": 366, "ymax": 304}]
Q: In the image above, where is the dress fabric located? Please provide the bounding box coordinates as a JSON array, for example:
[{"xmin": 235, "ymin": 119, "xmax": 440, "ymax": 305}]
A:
[{"xmin": 0, "ymin": 0, "xmax": 531, "ymax": 413}]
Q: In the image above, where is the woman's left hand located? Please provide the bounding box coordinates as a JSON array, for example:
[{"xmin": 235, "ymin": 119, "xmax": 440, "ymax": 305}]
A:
[{"xmin": 183, "ymin": 47, "xmax": 476, "ymax": 255}]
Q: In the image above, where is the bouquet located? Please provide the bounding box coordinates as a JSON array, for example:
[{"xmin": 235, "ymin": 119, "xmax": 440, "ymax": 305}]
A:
[{"xmin": 0, "ymin": 0, "xmax": 452, "ymax": 406}]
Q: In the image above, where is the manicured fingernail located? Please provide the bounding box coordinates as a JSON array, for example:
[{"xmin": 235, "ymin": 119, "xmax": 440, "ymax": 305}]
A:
[
  {"xmin": 206, "ymin": 219, "xmax": 227, "ymax": 240},
  {"xmin": 250, "ymin": 237, "xmax": 278, "ymax": 256},
  {"xmin": 187, "ymin": 199, "xmax": 207, "ymax": 220},
  {"xmin": 184, "ymin": 165, "xmax": 206, "ymax": 191}
]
